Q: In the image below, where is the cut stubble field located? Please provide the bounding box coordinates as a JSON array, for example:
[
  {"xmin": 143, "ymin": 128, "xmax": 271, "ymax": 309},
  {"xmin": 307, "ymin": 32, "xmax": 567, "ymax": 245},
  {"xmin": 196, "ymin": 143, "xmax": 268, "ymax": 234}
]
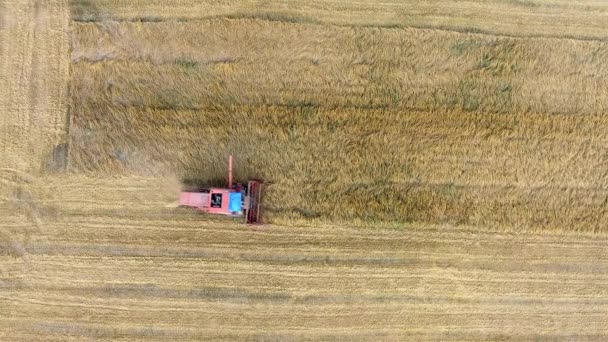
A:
[
  {"xmin": 3, "ymin": 0, "xmax": 608, "ymax": 340},
  {"xmin": 3, "ymin": 176, "xmax": 608, "ymax": 340}
]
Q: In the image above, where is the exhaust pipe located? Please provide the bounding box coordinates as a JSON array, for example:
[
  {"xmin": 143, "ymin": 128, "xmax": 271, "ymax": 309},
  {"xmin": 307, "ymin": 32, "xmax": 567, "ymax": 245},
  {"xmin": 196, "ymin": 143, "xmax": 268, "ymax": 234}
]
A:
[{"xmin": 228, "ymin": 155, "xmax": 233, "ymax": 189}]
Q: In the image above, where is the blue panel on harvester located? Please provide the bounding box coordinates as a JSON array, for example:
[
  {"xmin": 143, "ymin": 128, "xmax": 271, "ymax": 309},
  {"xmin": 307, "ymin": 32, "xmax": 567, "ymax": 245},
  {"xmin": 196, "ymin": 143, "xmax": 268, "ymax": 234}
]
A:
[{"xmin": 228, "ymin": 192, "xmax": 243, "ymax": 213}]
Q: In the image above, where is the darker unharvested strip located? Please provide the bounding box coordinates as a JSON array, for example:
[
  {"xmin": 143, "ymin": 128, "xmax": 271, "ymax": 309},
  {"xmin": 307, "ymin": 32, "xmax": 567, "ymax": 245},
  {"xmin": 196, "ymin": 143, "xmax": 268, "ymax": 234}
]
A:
[{"xmin": 71, "ymin": 15, "xmax": 608, "ymax": 43}]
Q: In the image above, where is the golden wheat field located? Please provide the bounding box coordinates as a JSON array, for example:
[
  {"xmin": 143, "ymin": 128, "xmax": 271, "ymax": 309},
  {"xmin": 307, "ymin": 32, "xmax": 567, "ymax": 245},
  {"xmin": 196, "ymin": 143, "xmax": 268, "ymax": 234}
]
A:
[{"xmin": 3, "ymin": 0, "xmax": 608, "ymax": 340}]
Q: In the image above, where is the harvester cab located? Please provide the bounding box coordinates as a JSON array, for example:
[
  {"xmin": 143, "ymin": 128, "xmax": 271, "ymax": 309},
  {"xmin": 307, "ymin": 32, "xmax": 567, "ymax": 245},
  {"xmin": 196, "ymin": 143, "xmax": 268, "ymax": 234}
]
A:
[{"xmin": 179, "ymin": 156, "xmax": 263, "ymax": 224}]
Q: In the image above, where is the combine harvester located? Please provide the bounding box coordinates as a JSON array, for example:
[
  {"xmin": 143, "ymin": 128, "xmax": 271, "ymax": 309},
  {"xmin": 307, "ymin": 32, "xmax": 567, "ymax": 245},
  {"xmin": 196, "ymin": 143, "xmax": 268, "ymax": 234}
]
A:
[{"xmin": 179, "ymin": 156, "xmax": 263, "ymax": 224}]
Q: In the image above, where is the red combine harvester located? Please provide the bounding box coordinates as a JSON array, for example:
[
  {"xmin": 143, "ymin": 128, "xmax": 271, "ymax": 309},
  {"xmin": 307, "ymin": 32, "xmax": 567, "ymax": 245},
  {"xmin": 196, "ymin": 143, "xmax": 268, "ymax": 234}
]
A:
[{"xmin": 179, "ymin": 156, "xmax": 263, "ymax": 224}]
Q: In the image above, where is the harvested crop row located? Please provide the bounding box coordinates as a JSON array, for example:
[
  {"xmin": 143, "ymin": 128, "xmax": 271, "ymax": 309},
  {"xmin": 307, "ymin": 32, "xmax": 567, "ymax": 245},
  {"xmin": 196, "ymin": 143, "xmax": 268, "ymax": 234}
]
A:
[
  {"xmin": 4, "ymin": 181, "xmax": 608, "ymax": 340},
  {"xmin": 0, "ymin": 0, "xmax": 70, "ymax": 178}
]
